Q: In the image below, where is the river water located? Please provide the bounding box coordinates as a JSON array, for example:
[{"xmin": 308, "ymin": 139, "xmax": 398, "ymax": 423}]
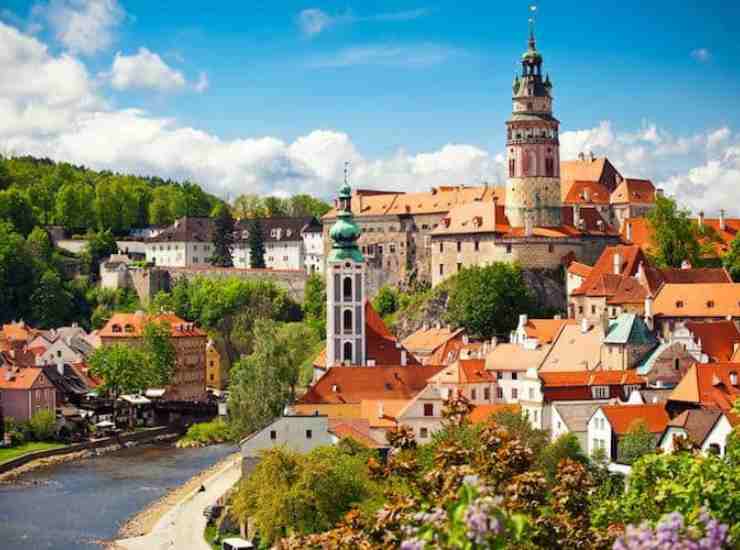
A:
[{"xmin": 0, "ymin": 442, "xmax": 237, "ymax": 550}]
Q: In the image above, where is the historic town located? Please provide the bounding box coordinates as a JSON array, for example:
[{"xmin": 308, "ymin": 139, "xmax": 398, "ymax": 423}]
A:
[{"xmin": 0, "ymin": 2, "xmax": 738, "ymax": 549}]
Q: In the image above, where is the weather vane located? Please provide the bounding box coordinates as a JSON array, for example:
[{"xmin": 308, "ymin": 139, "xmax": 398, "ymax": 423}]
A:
[
  {"xmin": 528, "ymin": 3, "xmax": 537, "ymax": 37},
  {"xmin": 344, "ymin": 160, "xmax": 350, "ymax": 185}
]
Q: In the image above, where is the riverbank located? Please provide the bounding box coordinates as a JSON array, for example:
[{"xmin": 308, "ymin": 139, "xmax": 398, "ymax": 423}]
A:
[{"xmin": 115, "ymin": 451, "xmax": 241, "ymax": 539}]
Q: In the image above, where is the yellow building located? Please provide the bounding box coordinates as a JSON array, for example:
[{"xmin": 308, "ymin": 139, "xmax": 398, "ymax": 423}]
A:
[{"xmin": 206, "ymin": 339, "xmax": 226, "ymax": 390}]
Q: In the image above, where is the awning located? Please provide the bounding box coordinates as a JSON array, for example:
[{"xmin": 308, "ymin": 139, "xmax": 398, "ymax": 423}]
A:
[
  {"xmin": 120, "ymin": 394, "xmax": 151, "ymax": 405},
  {"xmin": 95, "ymin": 420, "xmax": 115, "ymax": 428},
  {"xmin": 145, "ymin": 388, "xmax": 166, "ymax": 398}
]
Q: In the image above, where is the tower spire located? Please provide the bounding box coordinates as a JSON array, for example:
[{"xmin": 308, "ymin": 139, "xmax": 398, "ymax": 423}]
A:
[{"xmin": 528, "ymin": 4, "xmax": 537, "ymax": 49}]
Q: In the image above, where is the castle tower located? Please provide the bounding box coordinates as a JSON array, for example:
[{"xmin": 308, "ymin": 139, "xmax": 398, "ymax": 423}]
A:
[
  {"xmin": 504, "ymin": 11, "xmax": 561, "ymax": 228},
  {"xmin": 326, "ymin": 170, "xmax": 366, "ymax": 367}
]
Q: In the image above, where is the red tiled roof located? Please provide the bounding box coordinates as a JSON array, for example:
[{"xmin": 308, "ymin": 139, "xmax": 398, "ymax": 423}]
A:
[
  {"xmin": 601, "ymin": 403, "xmax": 670, "ymax": 434},
  {"xmin": 297, "ymin": 365, "xmax": 444, "ymax": 405},
  {"xmin": 685, "ymin": 321, "xmax": 740, "ymax": 362},
  {"xmin": 610, "ymin": 179, "xmax": 656, "ymax": 205},
  {"xmin": 571, "ymin": 245, "xmax": 647, "ymax": 297},
  {"xmin": 540, "ymin": 370, "xmax": 645, "ymax": 387},
  {"xmin": 652, "ymin": 283, "xmax": 740, "ymax": 318},
  {"xmin": 563, "ymin": 181, "xmax": 611, "ymax": 205},
  {"xmin": 523, "ymin": 319, "xmax": 575, "ymax": 344},
  {"xmin": 607, "ymin": 276, "xmax": 648, "ymax": 305},
  {"xmin": 99, "ymin": 312, "xmax": 206, "ymax": 338},
  {"xmin": 402, "ymin": 326, "xmax": 464, "ymax": 354},
  {"xmin": 567, "ymin": 262, "xmax": 592, "ymax": 278},
  {"xmin": 0, "ymin": 366, "xmax": 47, "ymax": 390},
  {"xmin": 469, "ymin": 404, "xmax": 521, "ymax": 424},
  {"xmin": 459, "ymin": 359, "xmax": 495, "ymax": 383},
  {"xmin": 622, "ymin": 216, "xmax": 740, "ymax": 256},
  {"xmin": 669, "ymin": 363, "xmax": 740, "ymax": 411},
  {"xmin": 328, "ymin": 418, "xmax": 383, "ymax": 448}
]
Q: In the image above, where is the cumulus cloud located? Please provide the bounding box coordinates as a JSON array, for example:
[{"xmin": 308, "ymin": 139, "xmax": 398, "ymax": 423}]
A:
[
  {"xmin": 107, "ymin": 48, "xmax": 187, "ymax": 92},
  {"xmin": 690, "ymin": 48, "xmax": 711, "ymax": 62},
  {"xmin": 297, "ymin": 7, "xmax": 429, "ymax": 37},
  {"xmin": 33, "ymin": 0, "xmax": 125, "ymax": 55}
]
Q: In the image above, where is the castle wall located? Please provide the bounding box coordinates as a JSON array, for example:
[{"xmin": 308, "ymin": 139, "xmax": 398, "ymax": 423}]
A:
[{"xmin": 504, "ymin": 177, "xmax": 562, "ymax": 228}]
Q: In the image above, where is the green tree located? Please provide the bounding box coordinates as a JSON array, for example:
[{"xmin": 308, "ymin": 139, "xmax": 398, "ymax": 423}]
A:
[
  {"xmin": 0, "ymin": 160, "xmax": 12, "ymax": 190},
  {"xmin": 287, "ymin": 194, "xmax": 331, "ymax": 218},
  {"xmin": 27, "ymin": 226, "xmax": 54, "ymax": 264},
  {"xmin": 209, "ymin": 203, "xmax": 235, "ymax": 267},
  {"xmin": 247, "ymin": 218, "xmax": 266, "ymax": 269},
  {"xmin": 142, "ymin": 321, "xmax": 177, "ymax": 387},
  {"xmin": 647, "ymin": 195, "xmax": 710, "ymax": 268},
  {"xmin": 148, "ymin": 186, "xmax": 177, "ymax": 226},
  {"xmin": 372, "ymin": 285, "xmax": 400, "ymax": 318},
  {"xmin": 723, "ymin": 233, "xmax": 740, "ymax": 281},
  {"xmin": 89, "ymin": 344, "xmax": 151, "ymax": 425},
  {"xmin": 303, "ymin": 273, "xmax": 326, "ymax": 338},
  {"xmin": 263, "ymin": 196, "xmax": 288, "ymax": 217},
  {"xmin": 29, "ymin": 175, "xmax": 56, "ymax": 225},
  {"xmin": 491, "ymin": 408, "xmax": 550, "ymax": 458},
  {"xmin": 232, "ymin": 193, "xmax": 265, "ymax": 219},
  {"xmin": 0, "ymin": 187, "xmax": 36, "ymax": 236},
  {"xmin": 55, "ymin": 181, "xmax": 95, "ymax": 233},
  {"xmin": 617, "ymin": 420, "xmax": 656, "ymax": 465},
  {"xmin": 445, "ymin": 263, "xmax": 535, "ymax": 339},
  {"xmin": 30, "ymin": 270, "xmax": 73, "ymax": 328},
  {"xmin": 537, "ymin": 432, "xmax": 589, "ymax": 483},
  {"xmin": 83, "ymin": 230, "xmax": 118, "ymax": 277},
  {"xmin": 28, "ymin": 409, "xmax": 57, "ymax": 441},
  {"xmin": 0, "ymin": 221, "xmax": 35, "ymax": 323}
]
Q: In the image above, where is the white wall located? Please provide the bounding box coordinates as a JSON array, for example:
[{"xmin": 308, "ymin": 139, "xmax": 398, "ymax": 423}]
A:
[
  {"xmin": 303, "ymin": 232, "xmax": 324, "ymax": 273},
  {"xmin": 703, "ymin": 415, "xmax": 733, "ymax": 456},
  {"xmin": 587, "ymin": 408, "xmax": 612, "ymax": 459},
  {"xmin": 241, "ymin": 415, "xmax": 333, "ymax": 458},
  {"xmin": 37, "ymin": 339, "xmax": 84, "ymax": 366}
]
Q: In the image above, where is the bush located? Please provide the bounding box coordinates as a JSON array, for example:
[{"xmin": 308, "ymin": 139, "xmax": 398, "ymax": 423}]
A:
[
  {"xmin": 3, "ymin": 417, "xmax": 28, "ymax": 446},
  {"xmin": 177, "ymin": 419, "xmax": 232, "ymax": 448},
  {"xmin": 28, "ymin": 409, "xmax": 57, "ymax": 441}
]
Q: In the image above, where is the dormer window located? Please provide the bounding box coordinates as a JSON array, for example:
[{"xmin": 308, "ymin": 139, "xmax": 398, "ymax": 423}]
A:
[
  {"xmin": 124, "ymin": 324, "xmax": 134, "ymax": 333},
  {"xmin": 707, "ymin": 300, "xmax": 715, "ymax": 308},
  {"xmin": 676, "ymin": 301, "xmax": 684, "ymax": 308},
  {"xmin": 731, "ymin": 372, "xmax": 738, "ymax": 386},
  {"xmin": 112, "ymin": 324, "xmax": 122, "ymax": 333},
  {"xmin": 331, "ymin": 384, "xmax": 340, "ymax": 393}
]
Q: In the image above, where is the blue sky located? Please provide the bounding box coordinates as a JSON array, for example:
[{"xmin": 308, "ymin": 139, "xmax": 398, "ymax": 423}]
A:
[{"xmin": 2, "ymin": 1, "xmax": 740, "ymax": 212}]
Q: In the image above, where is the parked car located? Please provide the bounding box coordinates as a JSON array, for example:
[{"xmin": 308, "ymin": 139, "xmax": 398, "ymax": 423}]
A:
[{"xmin": 222, "ymin": 538, "xmax": 253, "ymax": 550}]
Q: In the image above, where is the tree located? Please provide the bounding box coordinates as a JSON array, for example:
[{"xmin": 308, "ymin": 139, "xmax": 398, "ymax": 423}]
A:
[
  {"xmin": 445, "ymin": 263, "xmax": 535, "ymax": 339},
  {"xmin": 209, "ymin": 203, "xmax": 235, "ymax": 267},
  {"xmin": 303, "ymin": 273, "xmax": 326, "ymax": 338},
  {"xmin": 247, "ymin": 218, "xmax": 266, "ymax": 269},
  {"xmin": 723, "ymin": 234, "xmax": 740, "ymax": 281},
  {"xmin": 490, "ymin": 408, "xmax": 549, "ymax": 458},
  {"xmin": 232, "ymin": 193, "xmax": 265, "ymax": 219},
  {"xmin": 0, "ymin": 160, "xmax": 12, "ymax": 190},
  {"xmin": 142, "ymin": 321, "xmax": 177, "ymax": 387},
  {"xmin": 27, "ymin": 226, "xmax": 54, "ymax": 264},
  {"xmin": 537, "ymin": 432, "xmax": 589, "ymax": 483},
  {"xmin": 0, "ymin": 187, "xmax": 36, "ymax": 236},
  {"xmin": 83, "ymin": 230, "xmax": 118, "ymax": 277},
  {"xmin": 29, "ymin": 409, "xmax": 57, "ymax": 441},
  {"xmin": 287, "ymin": 194, "xmax": 331, "ymax": 218},
  {"xmin": 29, "ymin": 175, "xmax": 56, "ymax": 225},
  {"xmin": 647, "ymin": 195, "xmax": 708, "ymax": 268},
  {"xmin": 618, "ymin": 420, "xmax": 656, "ymax": 465},
  {"xmin": 55, "ymin": 181, "xmax": 96, "ymax": 233},
  {"xmin": 263, "ymin": 196, "xmax": 288, "ymax": 217},
  {"xmin": 30, "ymin": 270, "xmax": 73, "ymax": 328},
  {"xmin": 372, "ymin": 285, "xmax": 400, "ymax": 318},
  {"xmin": 0, "ymin": 221, "xmax": 35, "ymax": 323}
]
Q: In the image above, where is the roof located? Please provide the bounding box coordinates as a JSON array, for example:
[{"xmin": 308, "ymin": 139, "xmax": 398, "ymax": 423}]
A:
[
  {"xmin": 401, "ymin": 326, "xmax": 464, "ymax": 355},
  {"xmin": 297, "ymin": 365, "xmax": 444, "ymax": 405},
  {"xmin": 360, "ymin": 399, "xmax": 410, "ymax": 428},
  {"xmin": 41, "ymin": 364, "xmax": 91, "ymax": 397},
  {"xmin": 669, "ymin": 363, "xmax": 740, "ymax": 411},
  {"xmin": 291, "ymin": 403, "xmax": 362, "ymax": 418},
  {"xmin": 652, "ymin": 283, "xmax": 740, "ymax": 318},
  {"xmin": 560, "ymin": 157, "xmax": 621, "ymax": 196},
  {"xmin": 539, "ymin": 370, "xmax": 645, "ymax": 387},
  {"xmin": 606, "ymin": 276, "xmax": 648, "ymax": 305},
  {"xmin": 563, "ymin": 181, "xmax": 611, "ymax": 205},
  {"xmin": 553, "ymin": 402, "xmax": 602, "ymax": 433},
  {"xmin": 0, "ymin": 366, "xmax": 46, "ymax": 390},
  {"xmin": 622, "ymin": 216, "xmax": 740, "ymax": 256},
  {"xmin": 522, "ymin": 319, "xmax": 574, "ymax": 344},
  {"xmin": 148, "ymin": 216, "xmax": 319, "ymax": 244},
  {"xmin": 538, "ymin": 323, "xmax": 606, "ymax": 373},
  {"xmin": 148, "ymin": 217, "xmax": 213, "ymax": 243},
  {"xmin": 570, "ymin": 245, "xmax": 646, "ymax": 297},
  {"xmin": 486, "ymin": 343, "xmax": 550, "ymax": 372},
  {"xmin": 429, "ymin": 359, "xmax": 494, "ymax": 384},
  {"xmin": 665, "ymin": 409, "xmax": 723, "ymax": 446},
  {"xmin": 322, "ymin": 185, "xmax": 502, "ymax": 220},
  {"xmin": 99, "ymin": 312, "xmax": 206, "ymax": 338},
  {"xmin": 567, "ymin": 261, "xmax": 592, "ymax": 279},
  {"xmin": 2, "ymin": 322, "xmax": 34, "ymax": 342},
  {"xmin": 328, "ymin": 418, "xmax": 383, "ymax": 448},
  {"xmin": 469, "ymin": 404, "xmax": 521, "ymax": 424},
  {"xmin": 602, "ymin": 314, "xmax": 657, "ymax": 346},
  {"xmin": 610, "ymin": 179, "xmax": 656, "ymax": 205},
  {"xmin": 600, "ymin": 403, "xmax": 670, "ymax": 434},
  {"xmin": 685, "ymin": 321, "xmax": 740, "ymax": 362},
  {"xmin": 620, "ymin": 218, "xmax": 652, "ymax": 249}
]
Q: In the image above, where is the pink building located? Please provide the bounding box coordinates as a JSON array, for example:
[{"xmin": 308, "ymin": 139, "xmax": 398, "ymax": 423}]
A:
[{"xmin": 0, "ymin": 366, "xmax": 57, "ymax": 422}]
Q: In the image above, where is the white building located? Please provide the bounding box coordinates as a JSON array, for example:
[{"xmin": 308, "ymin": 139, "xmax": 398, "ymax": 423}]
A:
[
  {"xmin": 587, "ymin": 403, "xmax": 669, "ymax": 463},
  {"xmin": 658, "ymin": 409, "xmax": 736, "ymax": 457},
  {"xmin": 302, "ymin": 221, "xmax": 324, "ymax": 274}
]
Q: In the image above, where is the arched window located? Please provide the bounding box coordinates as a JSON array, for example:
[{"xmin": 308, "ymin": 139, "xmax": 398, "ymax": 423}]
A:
[
  {"xmin": 343, "ymin": 342, "xmax": 353, "ymax": 363},
  {"xmin": 545, "ymin": 157, "xmax": 554, "ymax": 177},
  {"xmin": 343, "ymin": 276, "xmax": 352, "ymax": 301},
  {"xmin": 509, "ymin": 158, "xmax": 516, "ymax": 177},
  {"xmin": 343, "ymin": 309, "xmax": 353, "ymax": 333}
]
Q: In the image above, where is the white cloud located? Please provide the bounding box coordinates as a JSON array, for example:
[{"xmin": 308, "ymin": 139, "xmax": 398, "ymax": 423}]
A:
[
  {"xmin": 107, "ymin": 48, "xmax": 186, "ymax": 92},
  {"xmin": 194, "ymin": 71, "xmax": 209, "ymax": 93},
  {"xmin": 690, "ymin": 48, "xmax": 711, "ymax": 62},
  {"xmin": 308, "ymin": 43, "xmax": 461, "ymax": 68},
  {"xmin": 34, "ymin": 0, "xmax": 125, "ymax": 55},
  {"xmin": 297, "ymin": 7, "xmax": 429, "ymax": 37}
]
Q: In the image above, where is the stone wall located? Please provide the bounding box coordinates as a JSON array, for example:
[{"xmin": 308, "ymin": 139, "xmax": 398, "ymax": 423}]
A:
[{"xmin": 165, "ymin": 267, "xmax": 308, "ymax": 302}]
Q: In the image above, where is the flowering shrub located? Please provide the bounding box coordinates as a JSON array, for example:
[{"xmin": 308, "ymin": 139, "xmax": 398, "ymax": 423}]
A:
[{"xmin": 614, "ymin": 511, "xmax": 729, "ymax": 550}]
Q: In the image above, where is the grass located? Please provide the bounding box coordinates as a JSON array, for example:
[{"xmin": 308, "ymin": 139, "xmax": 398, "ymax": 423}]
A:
[
  {"xmin": 177, "ymin": 419, "xmax": 232, "ymax": 448},
  {"xmin": 0, "ymin": 441, "xmax": 66, "ymax": 464}
]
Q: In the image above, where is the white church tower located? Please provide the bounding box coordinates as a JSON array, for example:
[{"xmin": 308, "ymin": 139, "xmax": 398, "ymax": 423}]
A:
[{"xmin": 326, "ymin": 169, "xmax": 366, "ymax": 367}]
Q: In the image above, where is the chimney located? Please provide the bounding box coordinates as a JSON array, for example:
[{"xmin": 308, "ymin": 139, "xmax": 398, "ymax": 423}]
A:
[
  {"xmin": 635, "ymin": 261, "xmax": 644, "ymax": 282},
  {"xmin": 589, "ymin": 151, "xmax": 596, "ymax": 162},
  {"xmin": 401, "ymin": 350, "xmax": 407, "ymax": 366},
  {"xmin": 613, "ymin": 252, "xmax": 622, "ymax": 275},
  {"xmin": 580, "ymin": 318, "xmax": 590, "ymax": 334},
  {"xmin": 656, "ymin": 188, "xmax": 664, "ymax": 198},
  {"xmin": 492, "ymin": 195, "xmax": 498, "ymax": 227},
  {"xmin": 573, "ymin": 204, "xmax": 581, "ymax": 227},
  {"xmin": 644, "ymin": 296, "xmax": 654, "ymax": 331},
  {"xmin": 583, "ymin": 188, "xmax": 591, "ymax": 202},
  {"xmin": 720, "ymin": 209, "xmax": 726, "ymax": 231},
  {"xmin": 731, "ymin": 372, "xmax": 738, "ymax": 386},
  {"xmin": 554, "ymin": 314, "xmax": 562, "ymax": 320},
  {"xmin": 358, "ymin": 193, "xmax": 363, "ymax": 213},
  {"xmin": 578, "ymin": 152, "xmax": 585, "ymax": 161},
  {"xmin": 698, "ymin": 211, "xmax": 704, "ymax": 227},
  {"xmin": 462, "ymin": 334, "xmax": 469, "ymax": 345},
  {"xmin": 490, "ymin": 336, "xmax": 498, "ymax": 349},
  {"xmin": 601, "ymin": 313, "xmax": 610, "ymax": 335},
  {"xmin": 626, "ymin": 221, "xmax": 633, "ymax": 242}
]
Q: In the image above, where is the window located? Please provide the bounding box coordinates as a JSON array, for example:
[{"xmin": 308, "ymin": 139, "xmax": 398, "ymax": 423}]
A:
[
  {"xmin": 343, "ymin": 342, "xmax": 353, "ymax": 362},
  {"xmin": 420, "ymin": 427, "xmax": 429, "ymax": 438},
  {"xmin": 496, "ymin": 387, "xmax": 503, "ymax": 399},
  {"xmin": 343, "ymin": 309, "xmax": 353, "ymax": 333},
  {"xmin": 528, "ymin": 387, "xmax": 534, "ymax": 400},
  {"xmin": 578, "ymin": 306, "xmax": 584, "ymax": 314},
  {"xmin": 527, "ymin": 102, "xmax": 533, "ymax": 111},
  {"xmin": 457, "ymin": 262, "xmax": 462, "ymax": 272},
  {"xmin": 591, "ymin": 305, "xmax": 597, "ymax": 315},
  {"xmin": 210, "ymin": 374, "xmax": 214, "ymax": 381},
  {"xmin": 676, "ymin": 300, "xmax": 684, "ymax": 308},
  {"xmin": 343, "ymin": 277, "xmax": 352, "ymax": 301},
  {"xmin": 306, "ymin": 429, "xmax": 312, "ymax": 439},
  {"xmin": 439, "ymin": 264, "xmax": 444, "ymax": 276},
  {"xmin": 506, "ymin": 244, "xmax": 512, "ymax": 254},
  {"xmin": 484, "ymin": 387, "xmax": 491, "ymax": 400},
  {"xmin": 424, "ymin": 403, "xmax": 434, "ymax": 417},
  {"xmin": 592, "ymin": 386, "xmax": 609, "ymax": 399},
  {"xmin": 674, "ymin": 358, "xmax": 680, "ymax": 371},
  {"xmin": 545, "ymin": 157, "xmax": 554, "ymax": 177},
  {"xmin": 471, "ymin": 389, "xmax": 477, "ymax": 400},
  {"xmin": 533, "ymin": 410, "xmax": 538, "ymax": 423},
  {"xmin": 390, "ymin": 244, "xmax": 396, "ymax": 254},
  {"xmin": 707, "ymin": 300, "xmax": 715, "ymax": 308},
  {"xmin": 474, "ymin": 240, "xmax": 480, "ymax": 252},
  {"xmin": 439, "ymin": 242, "xmax": 443, "ymax": 253},
  {"xmin": 270, "ymin": 430, "xmax": 277, "ymax": 440},
  {"xmin": 509, "ymin": 158, "xmax": 515, "ymax": 177},
  {"xmin": 511, "ymin": 372, "xmax": 518, "ymax": 381},
  {"xmin": 456, "ymin": 241, "xmax": 462, "ymax": 252},
  {"xmin": 708, "ymin": 443, "xmax": 721, "ymax": 455},
  {"xmin": 548, "ymin": 244, "xmax": 554, "ymax": 253},
  {"xmin": 511, "ymin": 388, "xmax": 518, "ymax": 400}
]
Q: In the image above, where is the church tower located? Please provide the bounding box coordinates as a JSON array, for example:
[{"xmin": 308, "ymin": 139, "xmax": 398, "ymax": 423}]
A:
[
  {"xmin": 504, "ymin": 11, "xmax": 561, "ymax": 229},
  {"xmin": 326, "ymin": 171, "xmax": 366, "ymax": 367}
]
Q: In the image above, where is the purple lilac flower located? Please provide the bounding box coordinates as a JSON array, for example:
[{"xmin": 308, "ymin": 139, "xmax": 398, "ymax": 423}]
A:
[
  {"xmin": 463, "ymin": 497, "xmax": 503, "ymax": 544},
  {"xmin": 400, "ymin": 538, "xmax": 425, "ymax": 550},
  {"xmin": 614, "ymin": 511, "xmax": 729, "ymax": 550}
]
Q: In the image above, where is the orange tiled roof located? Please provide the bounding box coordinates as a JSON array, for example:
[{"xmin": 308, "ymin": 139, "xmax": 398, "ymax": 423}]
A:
[
  {"xmin": 99, "ymin": 312, "xmax": 206, "ymax": 338},
  {"xmin": 563, "ymin": 181, "xmax": 611, "ymax": 205},
  {"xmin": 610, "ymin": 179, "xmax": 656, "ymax": 205},
  {"xmin": 523, "ymin": 319, "xmax": 575, "ymax": 344},
  {"xmin": 622, "ymin": 216, "xmax": 740, "ymax": 256},
  {"xmin": 2, "ymin": 322, "xmax": 34, "ymax": 342},
  {"xmin": 567, "ymin": 261, "xmax": 592, "ymax": 279},
  {"xmin": 469, "ymin": 404, "xmax": 521, "ymax": 424},
  {"xmin": 560, "ymin": 157, "xmax": 610, "ymax": 197},
  {"xmin": 297, "ymin": 365, "xmax": 444, "ymax": 405},
  {"xmin": 540, "ymin": 370, "xmax": 645, "ymax": 387},
  {"xmin": 601, "ymin": 403, "xmax": 669, "ymax": 434},
  {"xmin": 402, "ymin": 326, "xmax": 464, "ymax": 354},
  {"xmin": 459, "ymin": 359, "xmax": 495, "ymax": 383},
  {"xmin": 607, "ymin": 276, "xmax": 648, "ymax": 305},
  {"xmin": 0, "ymin": 366, "xmax": 46, "ymax": 390},
  {"xmin": 360, "ymin": 399, "xmax": 410, "ymax": 428},
  {"xmin": 328, "ymin": 418, "xmax": 383, "ymax": 448},
  {"xmin": 669, "ymin": 363, "xmax": 740, "ymax": 411},
  {"xmin": 652, "ymin": 283, "xmax": 740, "ymax": 318},
  {"xmin": 538, "ymin": 323, "xmax": 606, "ymax": 373},
  {"xmin": 685, "ymin": 321, "xmax": 740, "ymax": 362},
  {"xmin": 571, "ymin": 245, "xmax": 646, "ymax": 298},
  {"xmin": 486, "ymin": 343, "xmax": 550, "ymax": 372}
]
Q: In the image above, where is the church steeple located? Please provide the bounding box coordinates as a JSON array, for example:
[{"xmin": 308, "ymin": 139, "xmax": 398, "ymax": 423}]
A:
[{"xmin": 328, "ymin": 163, "xmax": 363, "ymax": 263}]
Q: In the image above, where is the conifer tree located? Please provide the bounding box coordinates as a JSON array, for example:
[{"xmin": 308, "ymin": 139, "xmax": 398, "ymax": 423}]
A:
[
  {"xmin": 210, "ymin": 203, "xmax": 235, "ymax": 267},
  {"xmin": 248, "ymin": 218, "xmax": 266, "ymax": 269}
]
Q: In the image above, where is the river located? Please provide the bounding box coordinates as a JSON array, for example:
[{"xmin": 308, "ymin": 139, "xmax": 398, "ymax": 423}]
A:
[{"xmin": 0, "ymin": 442, "xmax": 238, "ymax": 550}]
